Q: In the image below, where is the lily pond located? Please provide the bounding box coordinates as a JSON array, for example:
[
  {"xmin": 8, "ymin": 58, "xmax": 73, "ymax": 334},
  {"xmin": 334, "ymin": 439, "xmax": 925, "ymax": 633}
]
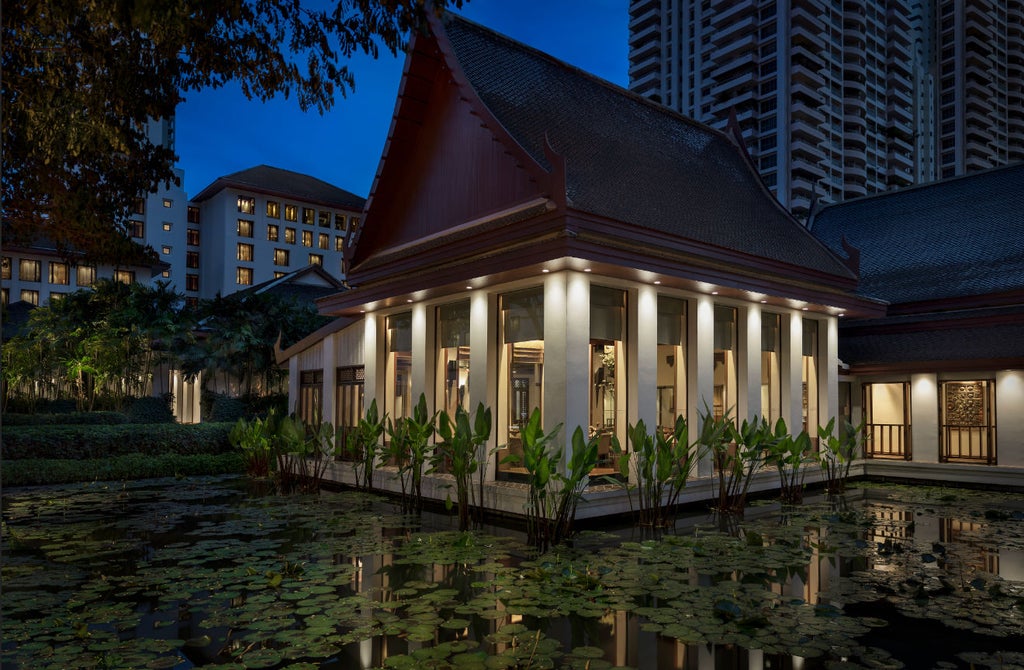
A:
[{"xmin": 4, "ymin": 477, "xmax": 1024, "ymax": 670}]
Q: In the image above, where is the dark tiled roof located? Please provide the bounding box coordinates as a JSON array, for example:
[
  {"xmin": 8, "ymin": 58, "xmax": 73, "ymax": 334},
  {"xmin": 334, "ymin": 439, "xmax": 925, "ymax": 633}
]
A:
[
  {"xmin": 810, "ymin": 163, "xmax": 1024, "ymax": 304},
  {"xmin": 192, "ymin": 165, "xmax": 366, "ymax": 210},
  {"xmin": 442, "ymin": 15, "xmax": 855, "ymax": 280},
  {"xmin": 840, "ymin": 321, "xmax": 1024, "ymax": 365},
  {"xmin": 233, "ymin": 264, "xmax": 345, "ymax": 303}
]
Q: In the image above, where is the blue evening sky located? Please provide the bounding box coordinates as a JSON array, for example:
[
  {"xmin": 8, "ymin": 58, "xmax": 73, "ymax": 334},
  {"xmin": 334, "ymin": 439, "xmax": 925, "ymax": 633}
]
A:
[{"xmin": 175, "ymin": 0, "xmax": 628, "ymax": 200}]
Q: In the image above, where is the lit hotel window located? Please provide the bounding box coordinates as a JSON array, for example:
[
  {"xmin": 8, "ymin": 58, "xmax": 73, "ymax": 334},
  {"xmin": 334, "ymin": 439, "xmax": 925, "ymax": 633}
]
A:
[
  {"xmin": 285, "ymin": 204, "xmax": 297, "ymax": 222},
  {"xmin": 236, "ymin": 267, "xmax": 253, "ymax": 285},
  {"xmin": 237, "ymin": 196, "xmax": 255, "ymax": 214},
  {"xmin": 266, "ymin": 200, "xmax": 280, "ymax": 218},
  {"xmin": 308, "ymin": 254, "xmax": 323, "ymax": 266},
  {"xmin": 237, "ymin": 219, "xmax": 253, "ymax": 237},
  {"xmin": 237, "ymin": 243, "xmax": 254, "ymax": 262}
]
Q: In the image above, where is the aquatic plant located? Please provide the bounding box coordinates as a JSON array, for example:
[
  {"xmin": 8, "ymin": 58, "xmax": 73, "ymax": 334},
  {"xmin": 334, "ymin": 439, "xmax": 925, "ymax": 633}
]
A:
[
  {"xmin": 228, "ymin": 414, "xmax": 273, "ymax": 477},
  {"xmin": 764, "ymin": 418, "xmax": 814, "ymax": 504},
  {"xmin": 433, "ymin": 402, "xmax": 492, "ymax": 530},
  {"xmin": 503, "ymin": 409, "xmax": 599, "ymax": 550},
  {"xmin": 273, "ymin": 413, "xmax": 333, "ymax": 493},
  {"xmin": 713, "ymin": 412, "xmax": 771, "ymax": 515},
  {"xmin": 818, "ymin": 417, "xmax": 863, "ymax": 494},
  {"xmin": 344, "ymin": 398, "xmax": 386, "ymax": 490},
  {"xmin": 385, "ymin": 393, "xmax": 437, "ymax": 513},
  {"xmin": 607, "ymin": 415, "xmax": 705, "ymax": 528}
]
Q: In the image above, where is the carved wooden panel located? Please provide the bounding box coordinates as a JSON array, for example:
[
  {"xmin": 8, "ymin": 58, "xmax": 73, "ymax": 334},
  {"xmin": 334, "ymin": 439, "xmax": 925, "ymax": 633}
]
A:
[{"xmin": 944, "ymin": 381, "xmax": 986, "ymax": 426}]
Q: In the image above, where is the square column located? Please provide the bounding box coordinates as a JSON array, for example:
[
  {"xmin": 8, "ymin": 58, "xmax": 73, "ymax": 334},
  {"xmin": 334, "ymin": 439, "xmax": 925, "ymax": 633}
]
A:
[
  {"xmin": 634, "ymin": 285, "xmax": 658, "ymax": 430},
  {"xmin": 692, "ymin": 295, "xmax": 715, "ymax": 476},
  {"xmin": 469, "ymin": 289, "xmax": 498, "ymax": 482},
  {"xmin": 322, "ymin": 332, "xmax": 337, "ymax": 427},
  {"xmin": 910, "ymin": 373, "xmax": 938, "ymax": 463},
  {"xmin": 363, "ymin": 313, "xmax": 381, "ymax": 415},
  {"xmin": 742, "ymin": 304, "xmax": 762, "ymax": 421},
  {"xmin": 543, "ymin": 272, "xmax": 590, "ymax": 472},
  {"xmin": 411, "ymin": 303, "xmax": 429, "ymax": 408},
  {"xmin": 783, "ymin": 312, "xmax": 803, "ymax": 433}
]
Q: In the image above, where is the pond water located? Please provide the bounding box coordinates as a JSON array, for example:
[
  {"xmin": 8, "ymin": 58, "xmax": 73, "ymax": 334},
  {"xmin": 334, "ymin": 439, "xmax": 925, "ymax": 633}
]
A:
[{"xmin": 4, "ymin": 475, "xmax": 1024, "ymax": 669}]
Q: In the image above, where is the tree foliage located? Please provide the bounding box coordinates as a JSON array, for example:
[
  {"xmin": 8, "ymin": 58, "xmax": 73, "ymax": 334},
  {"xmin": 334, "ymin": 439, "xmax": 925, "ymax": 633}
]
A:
[{"xmin": 2, "ymin": 0, "xmax": 461, "ymax": 262}]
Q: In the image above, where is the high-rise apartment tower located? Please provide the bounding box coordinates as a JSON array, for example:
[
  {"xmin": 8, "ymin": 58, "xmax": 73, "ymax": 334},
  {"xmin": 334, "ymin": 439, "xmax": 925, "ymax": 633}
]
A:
[{"xmin": 628, "ymin": 0, "xmax": 1024, "ymax": 219}]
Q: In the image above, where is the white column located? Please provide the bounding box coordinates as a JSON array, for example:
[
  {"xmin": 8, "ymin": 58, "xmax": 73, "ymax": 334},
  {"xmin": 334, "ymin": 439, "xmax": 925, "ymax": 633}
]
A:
[
  {"xmin": 782, "ymin": 312, "xmax": 803, "ymax": 433},
  {"xmin": 564, "ymin": 273, "xmax": 590, "ymax": 460},
  {"xmin": 997, "ymin": 370, "xmax": 1024, "ymax": 466},
  {"xmin": 288, "ymin": 356, "xmax": 300, "ymax": 415},
  {"xmin": 470, "ymin": 290, "xmax": 498, "ymax": 482},
  {"xmin": 743, "ymin": 304, "xmax": 762, "ymax": 421},
  {"xmin": 411, "ymin": 303, "xmax": 428, "ymax": 410},
  {"xmin": 822, "ymin": 316, "xmax": 839, "ymax": 428},
  {"xmin": 910, "ymin": 373, "xmax": 938, "ymax": 463},
  {"xmin": 322, "ymin": 333, "xmax": 337, "ymax": 427},
  {"xmin": 693, "ymin": 295, "xmax": 715, "ymax": 476},
  {"xmin": 634, "ymin": 285, "xmax": 658, "ymax": 430},
  {"xmin": 363, "ymin": 313, "xmax": 380, "ymax": 414}
]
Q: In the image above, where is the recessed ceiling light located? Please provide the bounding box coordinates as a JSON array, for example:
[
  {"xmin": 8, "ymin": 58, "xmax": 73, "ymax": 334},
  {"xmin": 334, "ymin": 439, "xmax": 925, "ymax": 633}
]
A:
[
  {"xmin": 406, "ymin": 299, "xmax": 413, "ymax": 303},
  {"xmin": 760, "ymin": 299, "xmax": 767, "ymax": 304},
  {"xmin": 711, "ymin": 291, "xmax": 719, "ymax": 295},
  {"xmin": 653, "ymin": 280, "xmax": 661, "ymax": 285},
  {"xmin": 801, "ymin": 307, "xmax": 809, "ymax": 311},
  {"xmin": 583, "ymin": 268, "xmax": 592, "ymax": 273},
  {"xmin": 465, "ymin": 286, "xmax": 472, "ymax": 290},
  {"xmin": 542, "ymin": 269, "xmax": 550, "ymax": 273}
]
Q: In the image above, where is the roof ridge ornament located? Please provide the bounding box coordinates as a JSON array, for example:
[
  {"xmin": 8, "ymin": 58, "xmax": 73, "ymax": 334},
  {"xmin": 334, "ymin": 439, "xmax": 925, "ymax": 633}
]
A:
[{"xmin": 542, "ymin": 132, "xmax": 569, "ymax": 210}]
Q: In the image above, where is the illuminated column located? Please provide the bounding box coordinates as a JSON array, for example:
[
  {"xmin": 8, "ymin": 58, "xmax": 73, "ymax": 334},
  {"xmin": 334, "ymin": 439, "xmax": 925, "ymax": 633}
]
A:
[
  {"xmin": 635, "ymin": 285, "xmax": 658, "ymax": 430},
  {"xmin": 363, "ymin": 313, "xmax": 380, "ymax": 412},
  {"xmin": 822, "ymin": 316, "xmax": 839, "ymax": 427},
  {"xmin": 322, "ymin": 332, "xmax": 337, "ymax": 427},
  {"xmin": 693, "ymin": 295, "xmax": 715, "ymax": 476},
  {"xmin": 783, "ymin": 312, "xmax": 803, "ymax": 433},
  {"xmin": 469, "ymin": 289, "xmax": 498, "ymax": 482},
  {"xmin": 562, "ymin": 272, "xmax": 591, "ymax": 466},
  {"xmin": 910, "ymin": 373, "xmax": 938, "ymax": 463},
  {"xmin": 743, "ymin": 304, "xmax": 762, "ymax": 420},
  {"xmin": 997, "ymin": 370, "xmax": 1024, "ymax": 467},
  {"xmin": 411, "ymin": 303, "xmax": 428, "ymax": 407}
]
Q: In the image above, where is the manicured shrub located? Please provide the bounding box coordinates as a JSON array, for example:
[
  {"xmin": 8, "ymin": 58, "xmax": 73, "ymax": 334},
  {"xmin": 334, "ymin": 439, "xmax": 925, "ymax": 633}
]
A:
[
  {"xmin": 209, "ymin": 394, "xmax": 246, "ymax": 423},
  {"xmin": 1, "ymin": 423, "xmax": 235, "ymax": 460},
  {"xmin": 1, "ymin": 412, "xmax": 128, "ymax": 426},
  {"xmin": 1, "ymin": 452, "xmax": 244, "ymax": 487},
  {"xmin": 126, "ymin": 394, "xmax": 175, "ymax": 424}
]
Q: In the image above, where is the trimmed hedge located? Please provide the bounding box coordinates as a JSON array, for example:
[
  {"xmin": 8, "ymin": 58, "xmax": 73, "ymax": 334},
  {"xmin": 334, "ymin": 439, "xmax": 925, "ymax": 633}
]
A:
[
  {"xmin": 1, "ymin": 452, "xmax": 244, "ymax": 487},
  {"xmin": 126, "ymin": 395, "xmax": 175, "ymax": 424},
  {"xmin": 1, "ymin": 423, "xmax": 235, "ymax": 460},
  {"xmin": 2, "ymin": 412, "xmax": 128, "ymax": 426}
]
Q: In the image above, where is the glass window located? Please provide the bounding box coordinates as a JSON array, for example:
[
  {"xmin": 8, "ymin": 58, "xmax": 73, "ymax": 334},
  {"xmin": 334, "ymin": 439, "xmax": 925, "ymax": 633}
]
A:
[
  {"xmin": 308, "ymin": 253, "xmax": 323, "ymax": 266},
  {"xmin": 236, "ymin": 267, "xmax": 253, "ymax": 285},
  {"xmin": 237, "ymin": 196, "xmax": 255, "ymax": 214},
  {"xmin": 49, "ymin": 261, "xmax": 69, "ymax": 285},
  {"xmin": 133, "ymin": 198, "xmax": 146, "ymax": 215},
  {"xmin": 237, "ymin": 219, "xmax": 253, "ymax": 238},
  {"xmin": 713, "ymin": 305, "xmax": 738, "ymax": 423},
  {"xmin": 274, "ymin": 249, "xmax": 289, "ymax": 266},
  {"xmin": 302, "ymin": 230, "xmax": 312, "ymax": 247},
  {"xmin": 1, "ymin": 256, "xmax": 11, "ymax": 280},
  {"xmin": 657, "ymin": 296, "xmax": 687, "ymax": 434},
  {"xmin": 187, "ymin": 206, "xmax": 200, "ymax": 224},
  {"xmin": 274, "ymin": 271, "xmax": 287, "ymax": 279},
  {"xmin": 802, "ymin": 319, "xmax": 819, "ymax": 440},
  {"xmin": 266, "ymin": 200, "xmax": 280, "ymax": 218},
  {"xmin": 761, "ymin": 313, "xmax": 782, "ymax": 424},
  {"xmin": 335, "ymin": 236, "xmax": 345, "ymax": 251},
  {"xmin": 19, "ymin": 259, "xmax": 41, "ymax": 282},
  {"xmin": 940, "ymin": 380, "xmax": 996, "ymax": 464},
  {"xmin": 185, "ymin": 274, "xmax": 199, "ymax": 291},
  {"xmin": 20, "ymin": 289, "xmax": 39, "ymax": 305},
  {"xmin": 318, "ymin": 210, "xmax": 330, "ymax": 227},
  {"xmin": 302, "ymin": 207, "xmax": 315, "ymax": 225},
  {"xmin": 386, "ymin": 312, "xmax": 413, "ymax": 421},
  {"xmin": 162, "ymin": 222, "xmax": 172, "ymax": 232},
  {"xmin": 187, "ymin": 229, "xmax": 200, "ymax": 246},
  {"xmin": 436, "ymin": 301, "xmax": 471, "ymax": 418},
  {"xmin": 113, "ymin": 269, "xmax": 135, "ymax": 285},
  {"xmin": 161, "ymin": 246, "xmax": 171, "ymax": 255},
  {"xmin": 0, "ymin": 288, "xmax": 6, "ymax": 305},
  {"xmin": 76, "ymin": 265, "xmax": 95, "ymax": 287},
  {"xmin": 863, "ymin": 382, "xmax": 911, "ymax": 459},
  {"xmin": 162, "ymin": 198, "xmax": 173, "ymax": 208},
  {"xmin": 285, "ymin": 227, "xmax": 296, "ymax": 244},
  {"xmin": 186, "ymin": 251, "xmax": 199, "ymax": 269},
  {"xmin": 129, "ymin": 220, "xmax": 144, "ymax": 238},
  {"xmin": 336, "ymin": 366, "xmax": 366, "ymax": 458},
  {"xmin": 318, "ymin": 232, "xmax": 329, "ymax": 249},
  {"xmin": 237, "ymin": 243, "xmax": 253, "ymax": 262},
  {"xmin": 285, "ymin": 204, "xmax": 297, "ymax": 222},
  {"xmin": 497, "ymin": 287, "xmax": 544, "ymax": 479},
  {"xmin": 298, "ymin": 370, "xmax": 324, "ymax": 426},
  {"xmin": 267, "ymin": 224, "xmax": 279, "ymax": 242},
  {"xmin": 335, "ymin": 214, "xmax": 347, "ymax": 231},
  {"xmin": 591, "ymin": 286, "xmax": 626, "ymax": 475}
]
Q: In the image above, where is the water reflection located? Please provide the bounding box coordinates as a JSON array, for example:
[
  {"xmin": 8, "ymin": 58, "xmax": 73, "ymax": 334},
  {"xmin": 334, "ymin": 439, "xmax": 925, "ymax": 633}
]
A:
[{"xmin": 4, "ymin": 477, "xmax": 1024, "ymax": 669}]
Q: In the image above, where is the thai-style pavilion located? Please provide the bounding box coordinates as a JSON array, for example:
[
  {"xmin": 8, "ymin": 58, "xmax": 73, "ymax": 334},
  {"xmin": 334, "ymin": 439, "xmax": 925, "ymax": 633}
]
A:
[{"xmin": 278, "ymin": 13, "xmax": 1021, "ymax": 511}]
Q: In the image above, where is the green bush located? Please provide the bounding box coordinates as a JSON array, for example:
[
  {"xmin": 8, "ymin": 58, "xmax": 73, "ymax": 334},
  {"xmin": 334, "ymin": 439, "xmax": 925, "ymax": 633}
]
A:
[
  {"xmin": 208, "ymin": 394, "xmax": 246, "ymax": 423},
  {"xmin": 1, "ymin": 411, "xmax": 128, "ymax": 426},
  {"xmin": 126, "ymin": 394, "xmax": 175, "ymax": 424},
  {"xmin": 1, "ymin": 452, "xmax": 244, "ymax": 486},
  {"xmin": 1, "ymin": 423, "xmax": 235, "ymax": 460}
]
